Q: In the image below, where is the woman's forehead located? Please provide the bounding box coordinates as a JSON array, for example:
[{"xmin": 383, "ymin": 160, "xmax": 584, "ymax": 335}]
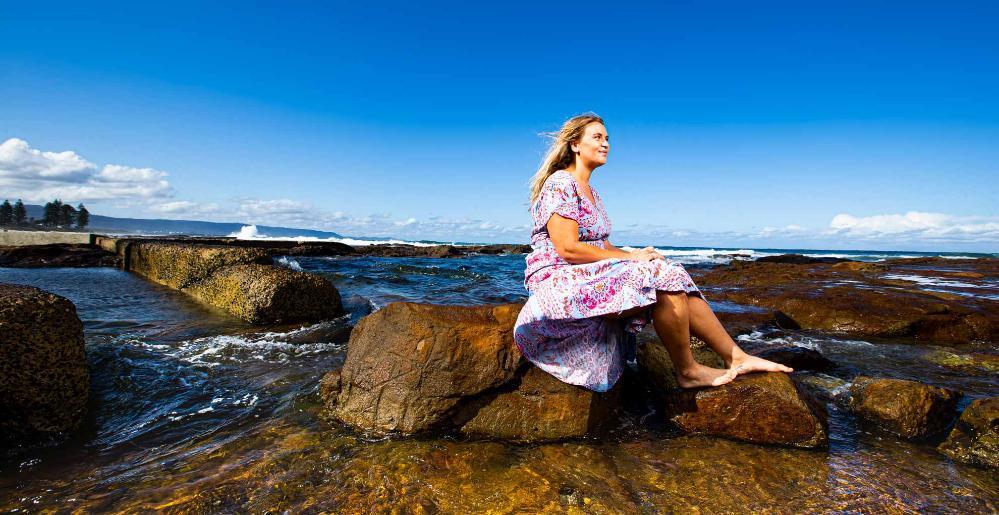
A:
[{"xmin": 585, "ymin": 122, "xmax": 607, "ymax": 136}]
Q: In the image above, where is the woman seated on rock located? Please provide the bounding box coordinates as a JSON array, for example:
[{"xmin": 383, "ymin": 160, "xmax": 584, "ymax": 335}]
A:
[{"xmin": 513, "ymin": 113, "xmax": 792, "ymax": 392}]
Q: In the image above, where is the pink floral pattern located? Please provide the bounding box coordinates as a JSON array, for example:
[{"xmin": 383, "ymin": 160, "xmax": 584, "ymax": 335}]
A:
[{"xmin": 514, "ymin": 170, "xmax": 707, "ymax": 392}]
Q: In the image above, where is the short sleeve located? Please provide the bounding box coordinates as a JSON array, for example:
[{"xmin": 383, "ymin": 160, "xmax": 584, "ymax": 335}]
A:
[{"xmin": 533, "ymin": 173, "xmax": 581, "ymax": 228}]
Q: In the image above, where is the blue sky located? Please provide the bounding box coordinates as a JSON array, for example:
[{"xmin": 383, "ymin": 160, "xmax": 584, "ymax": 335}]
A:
[{"xmin": 1, "ymin": 1, "xmax": 997, "ymax": 251}]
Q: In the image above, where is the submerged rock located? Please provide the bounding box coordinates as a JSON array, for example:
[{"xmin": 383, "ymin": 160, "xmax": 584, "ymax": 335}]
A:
[
  {"xmin": 923, "ymin": 349, "xmax": 999, "ymax": 374},
  {"xmin": 938, "ymin": 396, "xmax": 998, "ymax": 469},
  {"xmin": 126, "ymin": 242, "xmax": 343, "ymax": 324},
  {"xmin": 0, "ymin": 284, "xmax": 89, "ymax": 446},
  {"xmin": 322, "ymin": 302, "xmax": 619, "ymax": 441},
  {"xmin": 849, "ymin": 376, "xmax": 961, "ymax": 439},
  {"xmin": 665, "ymin": 372, "xmax": 829, "ymax": 449}
]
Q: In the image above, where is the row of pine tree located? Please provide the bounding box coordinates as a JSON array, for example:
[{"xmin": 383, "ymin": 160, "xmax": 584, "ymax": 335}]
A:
[{"xmin": 0, "ymin": 199, "xmax": 90, "ymax": 229}]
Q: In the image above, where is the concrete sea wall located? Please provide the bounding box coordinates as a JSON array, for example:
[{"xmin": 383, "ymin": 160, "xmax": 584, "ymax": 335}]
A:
[{"xmin": 0, "ymin": 230, "xmax": 94, "ymax": 246}]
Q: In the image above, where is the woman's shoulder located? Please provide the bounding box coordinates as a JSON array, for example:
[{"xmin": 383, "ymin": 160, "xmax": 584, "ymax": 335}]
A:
[{"xmin": 542, "ymin": 170, "xmax": 576, "ymax": 191}]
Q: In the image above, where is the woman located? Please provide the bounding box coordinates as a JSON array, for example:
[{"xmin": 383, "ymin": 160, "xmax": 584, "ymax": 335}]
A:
[{"xmin": 513, "ymin": 113, "xmax": 792, "ymax": 392}]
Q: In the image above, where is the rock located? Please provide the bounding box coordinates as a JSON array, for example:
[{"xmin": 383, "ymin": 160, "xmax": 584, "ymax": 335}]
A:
[
  {"xmin": 466, "ymin": 243, "xmax": 533, "ymax": 255},
  {"xmin": 753, "ymin": 346, "xmax": 834, "ymax": 372},
  {"xmin": 459, "ymin": 366, "xmax": 619, "ymax": 441},
  {"xmin": 185, "ymin": 263, "xmax": 343, "ymax": 324},
  {"xmin": 125, "ymin": 242, "xmax": 343, "ymax": 324},
  {"xmin": 756, "ymin": 254, "xmax": 853, "ymax": 264},
  {"xmin": 832, "ymin": 261, "xmax": 887, "ymax": 273},
  {"xmin": 938, "ymin": 396, "xmax": 998, "ymax": 469},
  {"xmin": 849, "ymin": 376, "xmax": 961, "ymax": 439},
  {"xmin": 324, "ymin": 302, "xmax": 524, "ymax": 434},
  {"xmin": 128, "ymin": 242, "xmax": 271, "ymax": 289},
  {"xmin": 322, "ymin": 302, "xmax": 619, "ymax": 441},
  {"xmin": 0, "ymin": 243, "xmax": 119, "ymax": 268},
  {"xmin": 0, "ymin": 284, "xmax": 89, "ymax": 445},
  {"xmin": 923, "ymin": 349, "xmax": 999, "ymax": 374},
  {"xmin": 699, "ymin": 258, "xmax": 999, "ymax": 344},
  {"xmin": 795, "ymin": 373, "xmax": 850, "ymax": 404},
  {"xmin": 665, "ymin": 372, "xmax": 828, "ymax": 448}
]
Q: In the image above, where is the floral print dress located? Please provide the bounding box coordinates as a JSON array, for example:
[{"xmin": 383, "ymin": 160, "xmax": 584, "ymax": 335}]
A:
[{"xmin": 514, "ymin": 170, "xmax": 707, "ymax": 392}]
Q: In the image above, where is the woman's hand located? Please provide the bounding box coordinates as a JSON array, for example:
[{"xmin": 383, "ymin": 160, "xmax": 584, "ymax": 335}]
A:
[{"xmin": 629, "ymin": 246, "xmax": 665, "ymax": 262}]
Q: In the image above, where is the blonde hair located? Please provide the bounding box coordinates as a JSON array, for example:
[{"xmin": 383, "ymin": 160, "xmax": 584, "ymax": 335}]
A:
[{"xmin": 528, "ymin": 113, "xmax": 604, "ymax": 204}]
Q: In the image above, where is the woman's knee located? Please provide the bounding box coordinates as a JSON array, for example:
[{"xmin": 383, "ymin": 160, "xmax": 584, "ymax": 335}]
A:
[{"xmin": 653, "ymin": 290, "xmax": 689, "ymax": 320}]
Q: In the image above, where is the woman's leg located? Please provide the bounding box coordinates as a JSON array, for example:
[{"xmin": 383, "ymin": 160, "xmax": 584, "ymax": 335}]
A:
[
  {"xmin": 652, "ymin": 291, "xmax": 737, "ymax": 388},
  {"xmin": 687, "ymin": 294, "xmax": 793, "ymax": 374}
]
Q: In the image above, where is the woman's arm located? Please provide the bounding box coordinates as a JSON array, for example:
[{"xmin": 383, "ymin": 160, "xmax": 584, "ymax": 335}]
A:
[
  {"xmin": 547, "ymin": 214, "xmax": 634, "ymax": 264},
  {"xmin": 603, "ymin": 238, "xmax": 628, "ymax": 254}
]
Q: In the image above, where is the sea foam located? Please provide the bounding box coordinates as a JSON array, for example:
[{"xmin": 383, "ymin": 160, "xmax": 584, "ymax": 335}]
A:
[{"xmin": 229, "ymin": 224, "xmax": 458, "ymax": 247}]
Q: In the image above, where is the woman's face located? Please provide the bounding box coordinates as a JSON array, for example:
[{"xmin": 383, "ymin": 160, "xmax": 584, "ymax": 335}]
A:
[{"xmin": 572, "ymin": 122, "xmax": 610, "ymax": 168}]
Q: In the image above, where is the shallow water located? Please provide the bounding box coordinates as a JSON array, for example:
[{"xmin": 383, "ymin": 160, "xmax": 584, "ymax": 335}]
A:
[{"xmin": 1, "ymin": 255, "xmax": 996, "ymax": 512}]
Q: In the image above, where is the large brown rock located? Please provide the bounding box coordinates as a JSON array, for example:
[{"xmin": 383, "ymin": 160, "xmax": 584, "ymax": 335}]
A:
[
  {"xmin": 938, "ymin": 396, "xmax": 998, "ymax": 469},
  {"xmin": 459, "ymin": 366, "xmax": 618, "ymax": 441},
  {"xmin": 125, "ymin": 242, "xmax": 343, "ymax": 324},
  {"xmin": 665, "ymin": 372, "xmax": 829, "ymax": 448},
  {"xmin": 849, "ymin": 376, "xmax": 961, "ymax": 439},
  {"xmin": 128, "ymin": 242, "xmax": 271, "ymax": 289},
  {"xmin": 325, "ymin": 302, "xmax": 524, "ymax": 434},
  {"xmin": 698, "ymin": 258, "xmax": 999, "ymax": 344},
  {"xmin": 322, "ymin": 302, "xmax": 619, "ymax": 441},
  {"xmin": 184, "ymin": 263, "xmax": 342, "ymax": 324},
  {"xmin": 0, "ymin": 284, "xmax": 89, "ymax": 445}
]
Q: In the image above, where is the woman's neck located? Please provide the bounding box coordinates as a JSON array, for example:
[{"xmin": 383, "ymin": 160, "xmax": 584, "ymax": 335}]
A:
[{"xmin": 564, "ymin": 161, "xmax": 593, "ymax": 186}]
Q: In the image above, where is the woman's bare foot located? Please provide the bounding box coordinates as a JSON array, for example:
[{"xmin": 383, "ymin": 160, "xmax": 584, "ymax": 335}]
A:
[
  {"xmin": 728, "ymin": 350, "xmax": 793, "ymax": 374},
  {"xmin": 675, "ymin": 363, "xmax": 739, "ymax": 388}
]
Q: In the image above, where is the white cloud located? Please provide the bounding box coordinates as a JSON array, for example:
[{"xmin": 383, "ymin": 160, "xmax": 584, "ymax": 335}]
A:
[
  {"xmin": 827, "ymin": 211, "xmax": 999, "ymax": 243},
  {"xmin": 0, "ymin": 138, "xmax": 173, "ymax": 202},
  {"xmin": 0, "ymin": 138, "xmax": 93, "ymax": 179},
  {"xmin": 150, "ymin": 200, "xmax": 221, "ymax": 216}
]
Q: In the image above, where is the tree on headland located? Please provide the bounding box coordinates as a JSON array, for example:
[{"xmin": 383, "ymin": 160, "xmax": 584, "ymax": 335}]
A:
[
  {"xmin": 43, "ymin": 200, "xmax": 61, "ymax": 227},
  {"xmin": 76, "ymin": 204, "xmax": 90, "ymax": 229},
  {"xmin": 0, "ymin": 200, "xmax": 11, "ymax": 226},
  {"xmin": 13, "ymin": 200, "xmax": 27, "ymax": 225},
  {"xmin": 59, "ymin": 203, "xmax": 77, "ymax": 227},
  {"xmin": 13, "ymin": 200, "xmax": 26, "ymax": 225}
]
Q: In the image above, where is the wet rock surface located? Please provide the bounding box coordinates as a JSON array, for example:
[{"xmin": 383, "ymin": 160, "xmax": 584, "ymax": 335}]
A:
[
  {"xmin": 697, "ymin": 256, "xmax": 999, "ymax": 344},
  {"xmin": 0, "ymin": 284, "xmax": 89, "ymax": 446},
  {"xmin": 938, "ymin": 396, "xmax": 998, "ymax": 469},
  {"xmin": 849, "ymin": 376, "xmax": 962, "ymax": 439},
  {"xmin": 0, "ymin": 243, "xmax": 119, "ymax": 268},
  {"xmin": 665, "ymin": 371, "xmax": 829, "ymax": 448}
]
